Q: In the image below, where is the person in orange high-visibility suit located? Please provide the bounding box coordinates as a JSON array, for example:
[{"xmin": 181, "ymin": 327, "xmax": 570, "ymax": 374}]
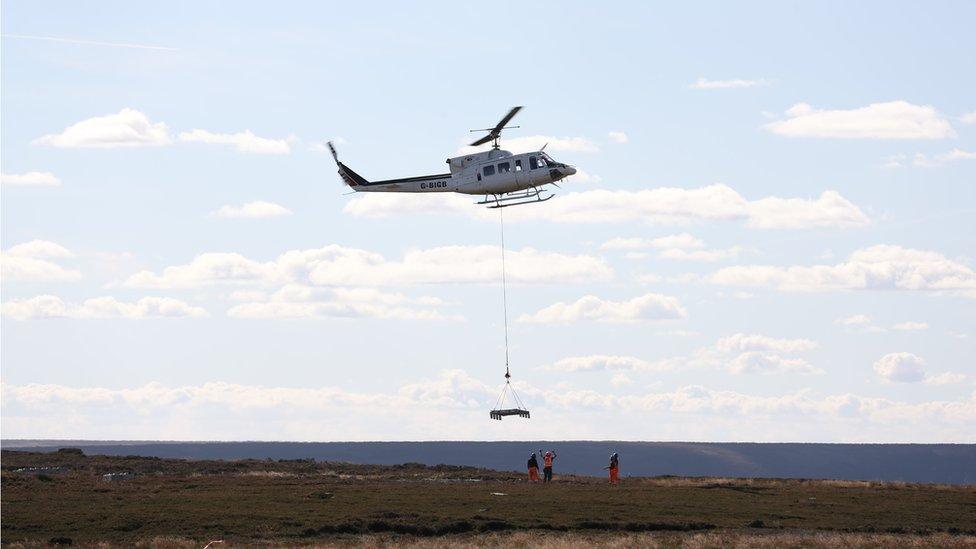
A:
[
  {"xmin": 527, "ymin": 453, "xmax": 540, "ymax": 482},
  {"xmin": 605, "ymin": 452, "xmax": 619, "ymax": 484},
  {"xmin": 539, "ymin": 449, "xmax": 556, "ymax": 483}
]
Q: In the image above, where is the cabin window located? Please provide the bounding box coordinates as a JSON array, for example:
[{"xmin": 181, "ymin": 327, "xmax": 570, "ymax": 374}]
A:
[
  {"xmin": 537, "ymin": 156, "xmax": 548, "ymax": 168},
  {"xmin": 498, "ymin": 162, "xmax": 511, "ymax": 173},
  {"xmin": 483, "ymin": 165, "xmax": 495, "ymax": 177},
  {"xmin": 529, "ymin": 156, "xmax": 538, "ymax": 170},
  {"xmin": 515, "ymin": 159, "xmax": 522, "ymax": 171}
]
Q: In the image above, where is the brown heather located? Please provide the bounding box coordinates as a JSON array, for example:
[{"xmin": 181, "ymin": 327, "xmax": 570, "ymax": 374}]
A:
[{"xmin": 2, "ymin": 450, "xmax": 974, "ymax": 548}]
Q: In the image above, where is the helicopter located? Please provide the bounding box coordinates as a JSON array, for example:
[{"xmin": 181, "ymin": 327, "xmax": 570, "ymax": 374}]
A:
[{"xmin": 327, "ymin": 106, "xmax": 577, "ymax": 208}]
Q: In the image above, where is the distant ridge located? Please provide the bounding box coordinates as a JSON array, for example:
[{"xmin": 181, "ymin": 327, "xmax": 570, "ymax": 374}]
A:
[{"xmin": 3, "ymin": 440, "xmax": 973, "ymax": 485}]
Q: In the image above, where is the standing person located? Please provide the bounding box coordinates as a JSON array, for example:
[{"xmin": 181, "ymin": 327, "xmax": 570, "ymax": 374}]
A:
[
  {"xmin": 527, "ymin": 453, "xmax": 540, "ymax": 482},
  {"xmin": 539, "ymin": 449, "xmax": 556, "ymax": 483},
  {"xmin": 605, "ymin": 452, "xmax": 619, "ymax": 484}
]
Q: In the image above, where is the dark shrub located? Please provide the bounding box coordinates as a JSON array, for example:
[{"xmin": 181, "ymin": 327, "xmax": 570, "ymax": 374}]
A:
[
  {"xmin": 112, "ymin": 520, "xmax": 143, "ymax": 532},
  {"xmin": 437, "ymin": 521, "xmax": 474, "ymax": 534},
  {"xmin": 332, "ymin": 522, "xmax": 364, "ymax": 534},
  {"xmin": 367, "ymin": 520, "xmax": 393, "ymax": 532},
  {"xmin": 479, "ymin": 520, "xmax": 514, "ymax": 532},
  {"xmin": 578, "ymin": 521, "xmax": 616, "ymax": 530}
]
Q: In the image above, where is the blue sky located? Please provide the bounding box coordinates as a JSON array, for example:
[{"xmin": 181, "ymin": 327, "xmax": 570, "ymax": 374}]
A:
[{"xmin": 2, "ymin": 1, "xmax": 974, "ymax": 442}]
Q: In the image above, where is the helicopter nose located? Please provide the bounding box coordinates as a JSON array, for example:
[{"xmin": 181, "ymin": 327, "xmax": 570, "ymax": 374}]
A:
[{"xmin": 549, "ymin": 165, "xmax": 577, "ymax": 182}]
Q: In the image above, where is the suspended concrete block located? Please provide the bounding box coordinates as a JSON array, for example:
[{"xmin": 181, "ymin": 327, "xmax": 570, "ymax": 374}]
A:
[{"xmin": 490, "ymin": 408, "xmax": 531, "ymax": 420}]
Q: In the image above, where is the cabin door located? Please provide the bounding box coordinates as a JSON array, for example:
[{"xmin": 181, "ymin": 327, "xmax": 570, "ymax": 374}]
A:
[{"xmin": 513, "ymin": 158, "xmax": 525, "ymax": 189}]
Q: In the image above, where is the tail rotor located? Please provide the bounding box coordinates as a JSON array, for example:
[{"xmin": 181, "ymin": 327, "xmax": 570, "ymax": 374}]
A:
[{"xmin": 327, "ymin": 141, "xmax": 339, "ymax": 164}]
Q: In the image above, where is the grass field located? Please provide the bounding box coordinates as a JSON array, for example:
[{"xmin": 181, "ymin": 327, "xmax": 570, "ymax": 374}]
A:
[{"xmin": 3, "ymin": 449, "xmax": 975, "ymax": 547}]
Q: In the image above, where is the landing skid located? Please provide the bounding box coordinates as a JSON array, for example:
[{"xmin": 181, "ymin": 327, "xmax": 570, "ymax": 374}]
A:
[{"xmin": 477, "ymin": 187, "xmax": 554, "ymax": 209}]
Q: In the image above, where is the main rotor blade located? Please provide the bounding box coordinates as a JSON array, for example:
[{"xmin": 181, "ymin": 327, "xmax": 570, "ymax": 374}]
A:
[
  {"xmin": 469, "ymin": 134, "xmax": 495, "ymax": 146},
  {"xmin": 494, "ymin": 106, "xmax": 523, "ymax": 132},
  {"xmin": 468, "ymin": 106, "xmax": 524, "ymax": 146}
]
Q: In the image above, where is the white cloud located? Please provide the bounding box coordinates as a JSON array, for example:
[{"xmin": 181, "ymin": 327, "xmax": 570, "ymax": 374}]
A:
[
  {"xmin": 601, "ymin": 233, "xmax": 739, "ymax": 262},
  {"xmin": 226, "ymin": 290, "xmax": 268, "ymax": 302},
  {"xmin": 710, "ymin": 245, "xmax": 976, "ymax": 296},
  {"xmin": 302, "ymin": 245, "xmax": 611, "ymax": 287},
  {"xmin": 1, "ymin": 241, "xmax": 80, "ymax": 282},
  {"xmin": 882, "ymin": 154, "xmax": 906, "ymax": 169},
  {"xmin": 659, "ymin": 246, "xmax": 743, "ymax": 262},
  {"xmin": 518, "ymin": 293, "xmax": 687, "ymax": 324},
  {"xmin": 705, "ymin": 334, "xmax": 823, "ymax": 375},
  {"xmin": 834, "ymin": 316, "xmax": 928, "ymax": 333},
  {"xmin": 689, "ymin": 77, "xmax": 770, "ymax": 89},
  {"xmin": 542, "ymin": 355, "xmax": 674, "ymax": 372},
  {"xmin": 124, "ymin": 252, "xmax": 272, "ymax": 288},
  {"xmin": 608, "ymin": 131, "xmax": 629, "ymax": 143},
  {"xmin": 211, "ymin": 201, "xmax": 293, "ymax": 219},
  {"xmin": 874, "ymin": 352, "xmax": 926, "ymax": 383},
  {"xmin": 6, "ymin": 374, "xmax": 973, "ymax": 441},
  {"xmin": 345, "ymin": 185, "xmax": 869, "ymax": 229},
  {"xmin": 924, "ymin": 372, "xmax": 967, "ymax": 386},
  {"xmin": 610, "ymin": 373, "xmax": 633, "ymax": 387},
  {"xmin": 715, "ymin": 333, "xmax": 818, "ymax": 354},
  {"xmin": 744, "ymin": 191, "xmax": 870, "ymax": 229},
  {"xmin": 600, "ymin": 237, "xmax": 650, "ymax": 251},
  {"xmin": 892, "ymin": 321, "xmax": 928, "ymax": 331},
  {"xmin": 179, "ymin": 129, "xmax": 291, "ymax": 154},
  {"xmin": 571, "ymin": 168, "xmax": 602, "ymax": 184},
  {"xmin": 725, "ymin": 291, "xmax": 755, "ymax": 300},
  {"xmin": 226, "ymin": 285, "xmax": 460, "ymax": 321},
  {"xmin": 728, "ymin": 352, "xmax": 822, "ymax": 375},
  {"xmin": 330, "ymin": 287, "xmax": 445, "ymax": 307},
  {"xmin": 764, "ymin": 101, "xmax": 955, "ymax": 139},
  {"xmin": 912, "ymin": 148, "xmax": 976, "ymax": 167},
  {"xmin": 873, "ymin": 352, "xmax": 966, "ymax": 386},
  {"xmin": 669, "ymin": 333, "xmax": 823, "ymax": 376},
  {"xmin": 960, "ymin": 111, "xmax": 976, "ymax": 125},
  {"xmin": 835, "ymin": 314, "xmax": 872, "ymax": 326},
  {"xmin": 834, "ymin": 314, "xmax": 887, "ymax": 333},
  {"xmin": 456, "ymin": 135, "xmax": 599, "ymax": 156},
  {"xmin": 665, "ymin": 273, "xmax": 701, "ymax": 284},
  {"xmin": 32, "ymin": 108, "xmax": 171, "ymax": 148},
  {"xmin": 2, "ymin": 295, "xmax": 207, "ymax": 320},
  {"xmin": 123, "ymin": 245, "xmax": 612, "ymax": 289},
  {"xmin": 1, "ymin": 171, "xmax": 62, "ymax": 187},
  {"xmin": 6, "ymin": 240, "xmax": 74, "ymax": 259},
  {"xmin": 601, "ymin": 233, "xmax": 704, "ymax": 250},
  {"xmin": 647, "ymin": 233, "xmax": 705, "ymax": 249}
]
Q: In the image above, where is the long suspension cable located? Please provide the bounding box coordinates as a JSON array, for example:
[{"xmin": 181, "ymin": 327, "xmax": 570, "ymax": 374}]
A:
[{"xmin": 499, "ymin": 206, "xmax": 510, "ymax": 373}]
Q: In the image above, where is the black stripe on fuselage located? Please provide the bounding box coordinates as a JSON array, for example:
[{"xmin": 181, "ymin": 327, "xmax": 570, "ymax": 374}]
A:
[
  {"xmin": 338, "ymin": 162, "xmax": 370, "ymax": 186},
  {"xmin": 369, "ymin": 172, "xmax": 452, "ymax": 185}
]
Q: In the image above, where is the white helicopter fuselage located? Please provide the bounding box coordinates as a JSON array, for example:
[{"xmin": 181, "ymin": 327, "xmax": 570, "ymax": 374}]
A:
[{"xmin": 335, "ymin": 148, "xmax": 576, "ymax": 196}]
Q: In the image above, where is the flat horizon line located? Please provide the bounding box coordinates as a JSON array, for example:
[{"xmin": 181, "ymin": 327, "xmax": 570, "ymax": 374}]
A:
[{"xmin": 3, "ymin": 439, "xmax": 972, "ymax": 446}]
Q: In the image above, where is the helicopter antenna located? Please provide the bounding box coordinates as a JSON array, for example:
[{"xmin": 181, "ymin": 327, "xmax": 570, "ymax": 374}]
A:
[{"xmin": 470, "ymin": 106, "xmax": 523, "ymax": 150}]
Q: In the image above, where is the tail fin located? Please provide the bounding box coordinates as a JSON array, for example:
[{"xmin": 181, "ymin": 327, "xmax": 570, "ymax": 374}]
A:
[{"xmin": 327, "ymin": 141, "xmax": 369, "ymax": 188}]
